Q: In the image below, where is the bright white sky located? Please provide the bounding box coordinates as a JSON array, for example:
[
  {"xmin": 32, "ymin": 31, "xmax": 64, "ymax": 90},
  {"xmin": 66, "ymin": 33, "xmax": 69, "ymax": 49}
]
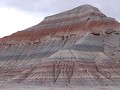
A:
[{"xmin": 0, "ymin": 7, "xmax": 43, "ymax": 38}]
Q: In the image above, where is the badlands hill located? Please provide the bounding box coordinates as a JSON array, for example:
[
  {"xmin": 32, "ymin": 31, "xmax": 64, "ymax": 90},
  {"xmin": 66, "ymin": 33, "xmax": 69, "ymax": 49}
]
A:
[{"xmin": 0, "ymin": 4, "xmax": 120, "ymax": 86}]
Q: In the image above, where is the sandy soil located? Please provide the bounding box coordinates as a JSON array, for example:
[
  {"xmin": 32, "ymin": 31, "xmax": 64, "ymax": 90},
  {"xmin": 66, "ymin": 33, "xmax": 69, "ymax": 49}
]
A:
[{"xmin": 0, "ymin": 82, "xmax": 119, "ymax": 90}]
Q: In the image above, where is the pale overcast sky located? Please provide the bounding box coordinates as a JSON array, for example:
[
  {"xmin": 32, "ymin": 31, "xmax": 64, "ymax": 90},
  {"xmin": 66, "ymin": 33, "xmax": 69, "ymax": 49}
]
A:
[{"xmin": 0, "ymin": 0, "xmax": 120, "ymax": 38}]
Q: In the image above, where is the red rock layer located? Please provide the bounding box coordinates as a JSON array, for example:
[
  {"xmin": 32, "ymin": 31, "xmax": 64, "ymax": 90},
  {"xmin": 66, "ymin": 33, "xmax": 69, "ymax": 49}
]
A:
[{"xmin": 0, "ymin": 61, "xmax": 120, "ymax": 86}]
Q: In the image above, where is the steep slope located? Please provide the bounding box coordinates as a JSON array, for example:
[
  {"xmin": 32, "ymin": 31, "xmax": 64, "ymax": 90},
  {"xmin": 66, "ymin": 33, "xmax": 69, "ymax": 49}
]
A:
[{"xmin": 0, "ymin": 4, "xmax": 120, "ymax": 86}]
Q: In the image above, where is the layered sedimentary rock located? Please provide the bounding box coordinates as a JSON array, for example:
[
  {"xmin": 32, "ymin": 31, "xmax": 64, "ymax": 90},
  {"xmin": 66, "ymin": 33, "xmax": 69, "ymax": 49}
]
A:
[{"xmin": 0, "ymin": 4, "xmax": 120, "ymax": 86}]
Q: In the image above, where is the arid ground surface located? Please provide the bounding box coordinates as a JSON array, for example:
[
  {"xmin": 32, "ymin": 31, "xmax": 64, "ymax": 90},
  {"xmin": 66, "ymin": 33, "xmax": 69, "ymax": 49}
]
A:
[{"xmin": 0, "ymin": 82, "xmax": 119, "ymax": 90}]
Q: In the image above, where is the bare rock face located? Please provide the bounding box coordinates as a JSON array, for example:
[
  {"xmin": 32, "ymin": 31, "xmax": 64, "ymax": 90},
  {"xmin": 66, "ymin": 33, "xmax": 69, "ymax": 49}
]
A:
[{"xmin": 0, "ymin": 4, "xmax": 120, "ymax": 86}]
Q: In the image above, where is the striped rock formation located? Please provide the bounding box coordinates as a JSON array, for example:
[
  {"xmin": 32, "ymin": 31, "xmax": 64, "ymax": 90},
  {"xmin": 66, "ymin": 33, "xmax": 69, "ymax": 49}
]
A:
[{"xmin": 0, "ymin": 4, "xmax": 120, "ymax": 86}]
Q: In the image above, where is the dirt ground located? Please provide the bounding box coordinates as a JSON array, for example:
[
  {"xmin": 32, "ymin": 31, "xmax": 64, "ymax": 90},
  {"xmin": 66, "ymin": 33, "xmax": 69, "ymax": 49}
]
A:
[{"xmin": 0, "ymin": 82, "xmax": 119, "ymax": 90}]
